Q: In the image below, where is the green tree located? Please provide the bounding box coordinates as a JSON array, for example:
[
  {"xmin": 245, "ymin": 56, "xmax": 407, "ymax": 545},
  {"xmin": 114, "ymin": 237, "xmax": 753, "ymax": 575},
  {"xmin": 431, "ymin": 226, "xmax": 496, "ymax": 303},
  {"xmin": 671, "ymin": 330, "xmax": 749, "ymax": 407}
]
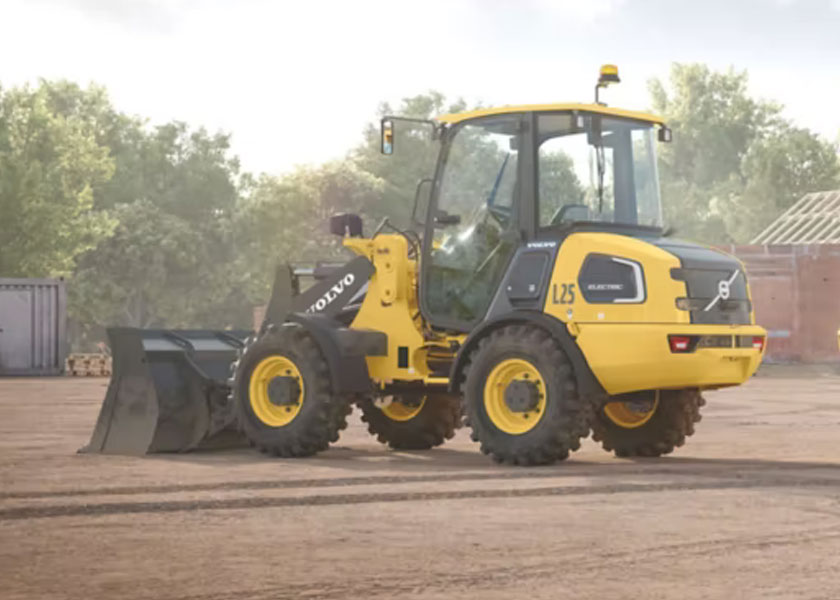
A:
[
  {"xmin": 0, "ymin": 81, "xmax": 116, "ymax": 276},
  {"xmin": 539, "ymin": 152, "xmax": 585, "ymax": 224},
  {"xmin": 649, "ymin": 64, "xmax": 840, "ymax": 242},
  {"xmin": 234, "ymin": 161, "xmax": 385, "ymax": 302},
  {"xmin": 69, "ymin": 122, "xmax": 248, "ymax": 345},
  {"xmin": 732, "ymin": 126, "xmax": 840, "ymax": 239}
]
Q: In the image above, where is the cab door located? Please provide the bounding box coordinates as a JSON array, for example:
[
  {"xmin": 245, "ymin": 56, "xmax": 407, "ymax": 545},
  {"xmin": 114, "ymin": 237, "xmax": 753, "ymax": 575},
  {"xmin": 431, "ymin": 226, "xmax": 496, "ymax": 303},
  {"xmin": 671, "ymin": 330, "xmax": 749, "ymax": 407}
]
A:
[{"xmin": 421, "ymin": 114, "xmax": 529, "ymax": 331}]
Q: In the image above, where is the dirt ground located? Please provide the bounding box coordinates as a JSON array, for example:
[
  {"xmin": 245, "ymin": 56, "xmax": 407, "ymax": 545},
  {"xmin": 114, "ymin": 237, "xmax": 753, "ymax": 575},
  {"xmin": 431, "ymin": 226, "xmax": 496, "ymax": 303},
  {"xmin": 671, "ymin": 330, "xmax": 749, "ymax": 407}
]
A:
[{"xmin": 2, "ymin": 370, "xmax": 840, "ymax": 600}]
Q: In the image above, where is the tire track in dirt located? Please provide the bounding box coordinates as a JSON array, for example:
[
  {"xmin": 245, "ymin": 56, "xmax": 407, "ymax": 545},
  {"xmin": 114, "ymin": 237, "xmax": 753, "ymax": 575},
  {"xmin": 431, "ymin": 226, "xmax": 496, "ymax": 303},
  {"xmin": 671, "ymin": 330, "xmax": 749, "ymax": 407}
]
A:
[
  {"xmin": 175, "ymin": 525, "xmax": 840, "ymax": 600},
  {"xmin": 2, "ymin": 475, "xmax": 840, "ymax": 521},
  {"xmin": 0, "ymin": 468, "xmax": 675, "ymax": 500},
  {"xmin": 4, "ymin": 460, "xmax": 838, "ymax": 501}
]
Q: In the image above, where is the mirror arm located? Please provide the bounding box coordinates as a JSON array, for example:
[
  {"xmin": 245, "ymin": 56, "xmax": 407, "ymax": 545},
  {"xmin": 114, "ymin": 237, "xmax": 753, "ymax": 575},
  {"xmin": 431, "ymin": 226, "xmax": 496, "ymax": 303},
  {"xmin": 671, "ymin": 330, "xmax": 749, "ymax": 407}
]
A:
[{"xmin": 382, "ymin": 115, "xmax": 441, "ymax": 132}]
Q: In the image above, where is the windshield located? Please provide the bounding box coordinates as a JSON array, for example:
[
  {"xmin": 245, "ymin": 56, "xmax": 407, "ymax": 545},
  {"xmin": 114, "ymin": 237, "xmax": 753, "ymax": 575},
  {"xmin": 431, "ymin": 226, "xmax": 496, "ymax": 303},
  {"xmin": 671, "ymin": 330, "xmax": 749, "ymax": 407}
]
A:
[{"xmin": 538, "ymin": 113, "xmax": 662, "ymax": 229}]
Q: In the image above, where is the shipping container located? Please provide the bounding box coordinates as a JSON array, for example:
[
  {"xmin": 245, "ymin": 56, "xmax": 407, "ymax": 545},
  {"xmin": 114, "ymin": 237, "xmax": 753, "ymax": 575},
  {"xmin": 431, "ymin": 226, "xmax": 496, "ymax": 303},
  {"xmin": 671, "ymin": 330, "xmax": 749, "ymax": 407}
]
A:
[{"xmin": 0, "ymin": 278, "xmax": 67, "ymax": 376}]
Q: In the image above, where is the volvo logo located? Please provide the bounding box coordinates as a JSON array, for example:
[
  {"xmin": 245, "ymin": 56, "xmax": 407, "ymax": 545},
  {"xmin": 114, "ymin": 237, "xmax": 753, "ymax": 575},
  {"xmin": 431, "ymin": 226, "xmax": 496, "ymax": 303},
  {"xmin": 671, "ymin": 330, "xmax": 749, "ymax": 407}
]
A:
[
  {"xmin": 704, "ymin": 270, "xmax": 740, "ymax": 311},
  {"xmin": 306, "ymin": 273, "xmax": 355, "ymax": 313}
]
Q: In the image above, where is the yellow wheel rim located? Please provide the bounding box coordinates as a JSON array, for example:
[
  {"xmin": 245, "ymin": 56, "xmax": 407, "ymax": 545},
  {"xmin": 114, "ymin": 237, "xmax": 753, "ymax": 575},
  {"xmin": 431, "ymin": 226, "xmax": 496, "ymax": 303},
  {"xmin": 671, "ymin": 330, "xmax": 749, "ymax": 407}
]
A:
[
  {"xmin": 249, "ymin": 355, "xmax": 305, "ymax": 427},
  {"xmin": 603, "ymin": 391, "xmax": 659, "ymax": 429},
  {"xmin": 483, "ymin": 358, "xmax": 546, "ymax": 435},
  {"xmin": 381, "ymin": 396, "xmax": 426, "ymax": 422}
]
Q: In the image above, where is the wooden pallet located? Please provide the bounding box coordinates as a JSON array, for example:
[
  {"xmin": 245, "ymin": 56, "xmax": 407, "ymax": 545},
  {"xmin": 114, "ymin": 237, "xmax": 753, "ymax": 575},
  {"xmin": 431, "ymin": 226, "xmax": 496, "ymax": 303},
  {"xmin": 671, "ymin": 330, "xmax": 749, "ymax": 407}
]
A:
[{"xmin": 65, "ymin": 353, "xmax": 112, "ymax": 377}]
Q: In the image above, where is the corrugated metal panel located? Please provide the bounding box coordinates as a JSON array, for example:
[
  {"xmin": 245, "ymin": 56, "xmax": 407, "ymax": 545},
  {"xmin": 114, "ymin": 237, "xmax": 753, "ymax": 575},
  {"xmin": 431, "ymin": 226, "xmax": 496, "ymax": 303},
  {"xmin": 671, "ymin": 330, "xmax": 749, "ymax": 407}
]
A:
[
  {"xmin": 751, "ymin": 190, "xmax": 840, "ymax": 244},
  {"xmin": 0, "ymin": 278, "xmax": 66, "ymax": 376}
]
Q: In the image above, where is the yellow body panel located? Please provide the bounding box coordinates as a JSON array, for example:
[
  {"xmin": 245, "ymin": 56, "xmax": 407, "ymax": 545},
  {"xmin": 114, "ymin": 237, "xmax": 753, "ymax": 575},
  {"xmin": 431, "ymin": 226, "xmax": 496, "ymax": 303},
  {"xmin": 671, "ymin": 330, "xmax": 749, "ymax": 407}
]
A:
[
  {"xmin": 345, "ymin": 235, "xmax": 426, "ymax": 383},
  {"xmin": 543, "ymin": 232, "xmax": 764, "ymax": 394},
  {"xmin": 576, "ymin": 323, "xmax": 765, "ymax": 395},
  {"xmin": 543, "ymin": 233, "xmax": 688, "ymax": 325},
  {"xmin": 436, "ymin": 103, "xmax": 665, "ymax": 126},
  {"xmin": 342, "ymin": 230, "xmax": 765, "ymax": 396},
  {"xmin": 345, "ymin": 234, "xmax": 464, "ymax": 384}
]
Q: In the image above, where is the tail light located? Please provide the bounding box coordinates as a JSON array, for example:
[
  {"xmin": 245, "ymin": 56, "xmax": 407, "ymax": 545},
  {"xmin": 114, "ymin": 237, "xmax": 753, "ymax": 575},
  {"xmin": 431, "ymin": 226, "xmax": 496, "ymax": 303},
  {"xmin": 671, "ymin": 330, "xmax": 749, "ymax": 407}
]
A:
[
  {"xmin": 668, "ymin": 335, "xmax": 693, "ymax": 353},
  {"xmin": 752, "ymin": 336, "xmax": 765, "ymax": 351}
]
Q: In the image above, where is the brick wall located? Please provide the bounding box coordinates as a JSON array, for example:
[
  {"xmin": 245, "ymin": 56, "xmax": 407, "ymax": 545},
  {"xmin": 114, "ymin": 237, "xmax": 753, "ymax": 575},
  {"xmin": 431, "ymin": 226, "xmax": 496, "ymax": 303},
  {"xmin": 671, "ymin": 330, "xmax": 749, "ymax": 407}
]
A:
[{"xmin": 722, "ymin": 244, "xmax": 840, "ymax": 363}]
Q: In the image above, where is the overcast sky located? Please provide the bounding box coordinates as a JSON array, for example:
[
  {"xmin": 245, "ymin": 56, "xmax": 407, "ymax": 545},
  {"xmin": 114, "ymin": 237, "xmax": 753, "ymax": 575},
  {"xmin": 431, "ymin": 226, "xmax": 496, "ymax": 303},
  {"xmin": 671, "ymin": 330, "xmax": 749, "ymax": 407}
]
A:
[{"xmin": 3, "ymin": 0, "xmax": 839, "ymax": 175}]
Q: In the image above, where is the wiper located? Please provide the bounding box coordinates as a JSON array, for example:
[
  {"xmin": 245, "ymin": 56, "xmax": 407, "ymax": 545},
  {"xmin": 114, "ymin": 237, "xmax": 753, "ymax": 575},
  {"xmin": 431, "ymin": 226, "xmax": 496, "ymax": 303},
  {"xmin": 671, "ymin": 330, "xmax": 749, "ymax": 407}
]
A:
[{"xmin": 487, "ymin": 153, "xmax": 510, "ymax": 209}]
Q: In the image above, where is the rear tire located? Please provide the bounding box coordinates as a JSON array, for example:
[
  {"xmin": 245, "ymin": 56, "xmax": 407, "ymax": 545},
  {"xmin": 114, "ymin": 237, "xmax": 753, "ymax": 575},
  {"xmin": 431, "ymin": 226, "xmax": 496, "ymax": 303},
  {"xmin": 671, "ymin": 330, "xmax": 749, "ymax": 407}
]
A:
[
  {"xmin": 231, "ymin": 324, "xmax": 352, "ymax": 457},
  {"xmin": 358, "ymin": 394, "xmax": 461, "ymax": 450},
  {"xmin": 463, "ymin": 324, "xmax": 590, "ymax": 466},
  {"xmin": 591, "ymin": 389, "xmax": 704, "ymax": 457}
]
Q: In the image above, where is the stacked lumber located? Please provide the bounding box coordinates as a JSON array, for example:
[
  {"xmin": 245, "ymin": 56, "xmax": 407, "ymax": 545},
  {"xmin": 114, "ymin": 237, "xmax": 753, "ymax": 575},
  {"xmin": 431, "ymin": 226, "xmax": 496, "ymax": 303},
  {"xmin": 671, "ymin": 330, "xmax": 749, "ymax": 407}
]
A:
[{"xmin": 65, "ymin": 353, "xmax": 112, "ymax": 377}]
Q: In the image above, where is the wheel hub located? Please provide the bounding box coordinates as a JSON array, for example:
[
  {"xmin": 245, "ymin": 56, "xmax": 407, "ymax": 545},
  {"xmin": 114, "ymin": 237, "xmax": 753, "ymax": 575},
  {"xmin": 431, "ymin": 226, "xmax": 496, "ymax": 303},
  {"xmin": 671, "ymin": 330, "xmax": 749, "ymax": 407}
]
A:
[
  {"xmin": 248, "ymin": 355, "xmax": 306, "ymax": 427},
  {"xmin": 625, "ymin": 398, "xmax": 655, "ymax": 414},
  {"xmin": 483, "ymin": 358, "xmax": 547, "ymax": 435},
  {"xmin": 379, "ymin": 395, "xmax": 426, "ymax": 421},
  {"xmin": 503, "ymin": 379, "xmax": 540, "ymax": 413},
  {"xmin": 603, "ymin": 391, "xmax": 660, "ymax": 429},
  {"xmin": 267, "ymin": 376, "xmax": 301, "ymax": 407}
]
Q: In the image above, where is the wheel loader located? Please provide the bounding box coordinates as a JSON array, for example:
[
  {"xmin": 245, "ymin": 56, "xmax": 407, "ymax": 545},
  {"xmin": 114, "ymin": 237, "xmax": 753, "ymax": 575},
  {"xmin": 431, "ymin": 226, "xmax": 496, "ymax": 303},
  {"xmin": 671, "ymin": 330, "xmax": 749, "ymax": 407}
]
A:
[{"xmin": 83, "ymin": 66, "xmax": 766, "ymax": 465}]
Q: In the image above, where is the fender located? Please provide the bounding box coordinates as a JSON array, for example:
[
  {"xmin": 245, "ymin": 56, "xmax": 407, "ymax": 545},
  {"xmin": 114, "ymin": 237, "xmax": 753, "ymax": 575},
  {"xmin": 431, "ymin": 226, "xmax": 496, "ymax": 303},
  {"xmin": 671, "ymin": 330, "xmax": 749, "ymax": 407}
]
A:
[
  {"xmin": 285, "ymin": 313, "xmax": 386, "ymax": 394},
  {"xmin": 448, "ymin": 310, "xmax": 606, "ymax": 399}
]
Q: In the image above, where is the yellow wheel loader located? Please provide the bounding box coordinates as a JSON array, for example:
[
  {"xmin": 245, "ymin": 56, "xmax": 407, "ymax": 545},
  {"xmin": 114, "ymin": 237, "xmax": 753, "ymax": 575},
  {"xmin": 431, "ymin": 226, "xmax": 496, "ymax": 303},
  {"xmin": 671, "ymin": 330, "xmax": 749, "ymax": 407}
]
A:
[{"xmin": 83, "ymin": 66, "xmax": 766, "ymax": 464}]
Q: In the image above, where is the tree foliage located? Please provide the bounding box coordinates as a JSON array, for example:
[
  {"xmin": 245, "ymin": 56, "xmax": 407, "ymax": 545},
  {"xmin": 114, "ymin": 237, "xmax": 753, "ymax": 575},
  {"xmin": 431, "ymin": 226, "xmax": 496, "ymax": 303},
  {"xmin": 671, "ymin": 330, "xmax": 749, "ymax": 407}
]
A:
[
  {"xmin": 234, "ymin": 162, "xmax": 384, "ymax": 301},
  {"xmin": 69, "ymin": 121, "xmax": 248, "ymax": 344},
  {"xmin": 650, "ymin": 63, "xmax": 840, "ymax": 242},
  {"xmin": 0, "ymin": 81, "xmax": 116, "ymax": 276}
]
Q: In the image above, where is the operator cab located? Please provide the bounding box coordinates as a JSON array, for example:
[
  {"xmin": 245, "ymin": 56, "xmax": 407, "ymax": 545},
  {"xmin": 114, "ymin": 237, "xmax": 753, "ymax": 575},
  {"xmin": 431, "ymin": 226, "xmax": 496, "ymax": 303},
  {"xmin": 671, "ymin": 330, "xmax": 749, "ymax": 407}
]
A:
[
  {"xmin": 418, "ymin": 105, "xmax": 670, "ymax": 331},
  {"xmin": 378, "ymin": 66, "xmax": 672, "ymax": 333}
]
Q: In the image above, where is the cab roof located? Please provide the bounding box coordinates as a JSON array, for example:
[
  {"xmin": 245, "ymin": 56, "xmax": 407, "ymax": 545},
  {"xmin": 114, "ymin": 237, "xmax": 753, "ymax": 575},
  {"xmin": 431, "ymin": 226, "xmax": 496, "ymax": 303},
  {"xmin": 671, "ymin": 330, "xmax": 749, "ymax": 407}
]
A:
[{"xmin": 435, "ymin": 103, "xmax": 665, "ymax": 125}]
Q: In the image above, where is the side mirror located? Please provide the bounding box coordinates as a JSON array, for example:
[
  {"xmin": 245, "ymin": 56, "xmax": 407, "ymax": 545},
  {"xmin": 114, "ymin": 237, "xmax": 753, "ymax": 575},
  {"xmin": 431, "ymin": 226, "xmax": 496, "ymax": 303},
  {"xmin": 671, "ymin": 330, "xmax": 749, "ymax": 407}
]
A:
[
  {"xmin": 658, "ymin": 126, "xmax": 672, "ymax": 143},
  {"xmin": 381, "ymin": 119, "xmax": 394, "ymax": 155},
  {"xmin": 329, "ymin": 213, "xmax": 363, "ymax": 237}
]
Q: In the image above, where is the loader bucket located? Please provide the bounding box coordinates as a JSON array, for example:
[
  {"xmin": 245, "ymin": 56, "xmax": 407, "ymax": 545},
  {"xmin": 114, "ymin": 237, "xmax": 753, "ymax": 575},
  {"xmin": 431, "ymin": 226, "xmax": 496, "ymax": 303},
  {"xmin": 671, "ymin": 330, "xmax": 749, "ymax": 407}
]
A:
[{"xmin": 79, "ymin": 327, "xmax": 251, "ymax": 455}]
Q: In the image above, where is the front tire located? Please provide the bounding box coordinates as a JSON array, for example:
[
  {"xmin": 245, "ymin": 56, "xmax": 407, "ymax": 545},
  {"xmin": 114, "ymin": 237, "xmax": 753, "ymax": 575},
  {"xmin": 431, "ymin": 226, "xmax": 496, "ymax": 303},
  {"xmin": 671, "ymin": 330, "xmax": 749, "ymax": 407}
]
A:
[
  {"xmin": 591, "ymin": 389, "xmax": 704, "ymax": 457},
  {"xmin": 231, "ymin": 324, "xmax": 352, "ymax": 457},
  {"xmin": 358, "ymin": 394, "xmax": 461, "ymax": 450},
  {"xmin": 463, "ymin": 324, "xmax": 590, "ymax": 466}
]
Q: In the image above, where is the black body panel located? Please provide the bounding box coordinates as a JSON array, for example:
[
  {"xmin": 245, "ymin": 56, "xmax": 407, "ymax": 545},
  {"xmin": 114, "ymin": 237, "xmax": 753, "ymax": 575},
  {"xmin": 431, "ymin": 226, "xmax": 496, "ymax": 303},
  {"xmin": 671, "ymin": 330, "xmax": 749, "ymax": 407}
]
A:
[
  {"xmin": 263, "ymin": 256, "xmax": 374, "ymax": 331},
  {"xmin": 285, "ymin": 313, "xmax": 385, "ymax": 394},
  {"xmin": 650, "ymin": 238, "xmax": 751, "ymax": 325},
  {"xmin": 485, "ymin": 242, "xmax": 559, "ymax": 319},
  {"xmin": 578, "ymin": 254, "xmax": 646, "ymax": 303}
]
